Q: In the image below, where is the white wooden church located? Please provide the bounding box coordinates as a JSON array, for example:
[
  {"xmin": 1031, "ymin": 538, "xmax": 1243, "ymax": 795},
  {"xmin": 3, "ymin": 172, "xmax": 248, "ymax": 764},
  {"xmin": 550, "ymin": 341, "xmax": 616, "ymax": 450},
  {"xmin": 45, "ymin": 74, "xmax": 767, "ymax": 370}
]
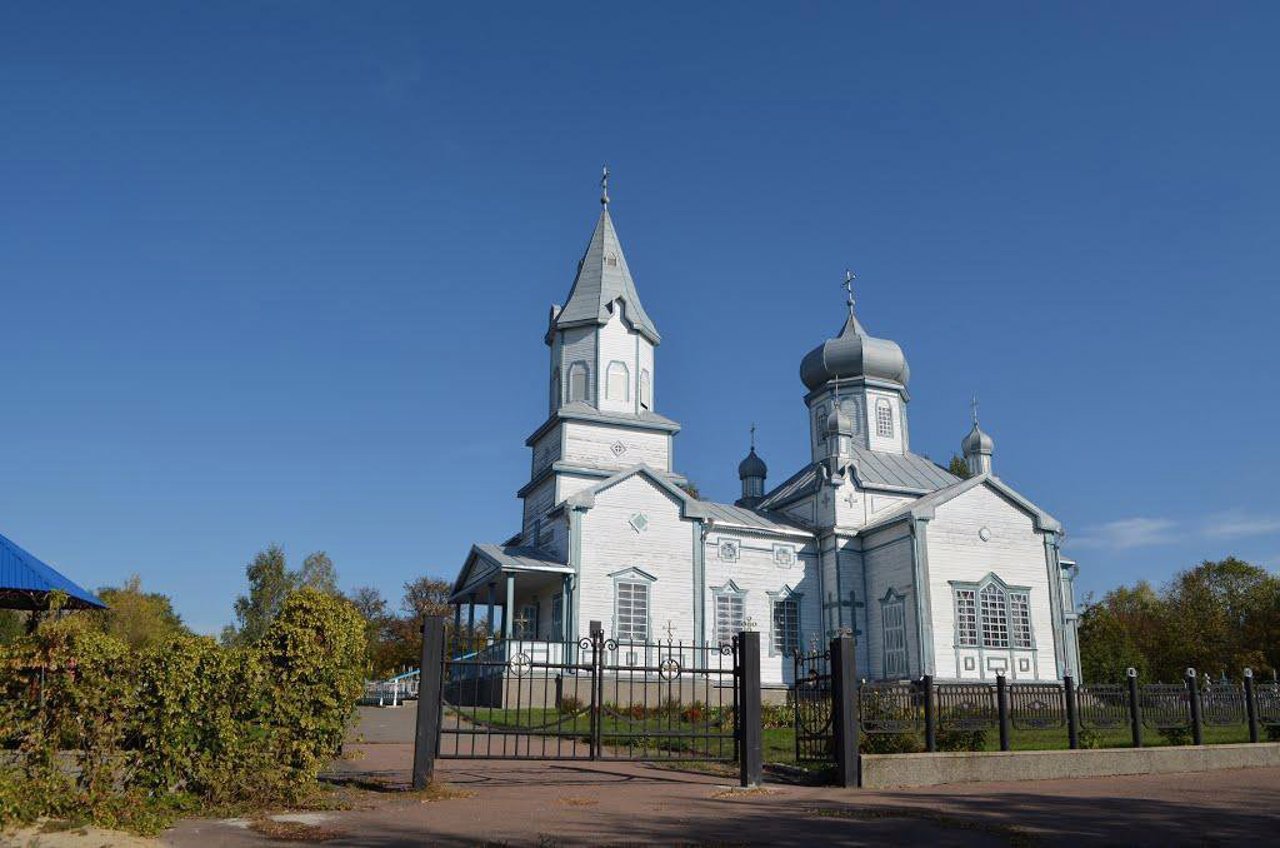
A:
[{"xmin": 449, "ymin": 179, "xmax": 1082, "ymax": 688}]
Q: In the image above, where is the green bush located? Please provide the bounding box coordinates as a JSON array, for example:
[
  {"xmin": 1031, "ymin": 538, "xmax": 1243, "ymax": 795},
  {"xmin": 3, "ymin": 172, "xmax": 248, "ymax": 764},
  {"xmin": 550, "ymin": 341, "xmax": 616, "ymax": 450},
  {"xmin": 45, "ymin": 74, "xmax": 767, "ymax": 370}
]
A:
[
  {"xmin": 935, "ymin": 725, "xmax": 987, "ymax": 751},
  {"xmin": 0, "ymin": 588, "xmax": 366, "ymax": 833},
  {"xmin": 1157, "ymin": 726, "xmax": 1191, "ymax": 746}
]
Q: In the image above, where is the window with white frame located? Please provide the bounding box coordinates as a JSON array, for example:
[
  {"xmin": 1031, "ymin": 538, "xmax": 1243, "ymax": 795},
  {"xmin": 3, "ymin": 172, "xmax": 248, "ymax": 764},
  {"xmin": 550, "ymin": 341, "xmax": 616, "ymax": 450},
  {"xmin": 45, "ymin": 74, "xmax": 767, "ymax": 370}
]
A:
[
  {"xmin": 772, "ymin": 597, "xmax": 799, "ymax": 656},
  {"xmin": 882, "ymin": 592, "xmax": 908, "ymax": 677},
  {"xmin": 568, "ymin": 361, "xmax": 590, "ymax": 403},
  {"xmin": 875, "ymin": 398, "xmax": 894, "ymax": 438},
  {"xmin": 714, "ymin": 589, "xmax": 745, "ymax": 647},
  {"xmin": 954, "ymin": 579, "xmax": 1033, "ymax": 650},
  {"xmin": 606, "ymin": 360, "xmax": 630, "ymax": 401},
  {"xmin": 639, "ymin": 369, "xmax": 651, "ymax": 410},
  {"xmin": 980, "ymin": 583, "xmax": 1009, "ymax": 648},
  {"xmin": 955, "ymin": 588, "xmax": 978, "ymax": 646},
  {"xmin": 615, "ymin": 581, "xmax": 649, "ymax": 642},
  {"xmin": 1010, "ymin": 591, "xmax": 1033, "ymax": 648}
]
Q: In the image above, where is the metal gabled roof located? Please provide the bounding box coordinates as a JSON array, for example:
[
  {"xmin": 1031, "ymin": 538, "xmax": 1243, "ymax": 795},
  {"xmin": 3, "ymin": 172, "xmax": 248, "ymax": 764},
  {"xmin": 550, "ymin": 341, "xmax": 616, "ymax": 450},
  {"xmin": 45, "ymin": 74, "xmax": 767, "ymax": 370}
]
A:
[
  {"xmin": 847, "ymin": 445, "xmax": 959, "ymax": 493},
  {"xmin": 0, "ymin": 531, "xmax": 105, "ymax": 610},
  {"xmin": 552, "ymin": 208, "xmax": 660, "ymax": 345},
  {"xmin": 691, "ymin": 501, "xmax": 814, "ymax": 538}
]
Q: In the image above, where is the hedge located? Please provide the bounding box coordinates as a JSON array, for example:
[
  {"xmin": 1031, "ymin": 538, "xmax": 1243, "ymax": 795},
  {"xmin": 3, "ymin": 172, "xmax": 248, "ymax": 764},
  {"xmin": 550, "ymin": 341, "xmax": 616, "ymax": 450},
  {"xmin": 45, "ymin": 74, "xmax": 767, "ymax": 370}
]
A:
[{"xmin": 0, "ymin": 589, "xmax": 366, "ymax": 833}]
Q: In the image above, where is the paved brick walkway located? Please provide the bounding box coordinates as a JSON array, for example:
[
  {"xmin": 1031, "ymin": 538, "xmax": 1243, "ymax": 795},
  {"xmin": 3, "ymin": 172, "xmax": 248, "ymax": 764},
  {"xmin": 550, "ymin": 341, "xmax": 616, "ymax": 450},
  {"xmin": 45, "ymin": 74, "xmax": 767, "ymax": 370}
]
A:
[{"xmin": 161, "ymin": 707, "xmax": 1280, "ymax": 846}]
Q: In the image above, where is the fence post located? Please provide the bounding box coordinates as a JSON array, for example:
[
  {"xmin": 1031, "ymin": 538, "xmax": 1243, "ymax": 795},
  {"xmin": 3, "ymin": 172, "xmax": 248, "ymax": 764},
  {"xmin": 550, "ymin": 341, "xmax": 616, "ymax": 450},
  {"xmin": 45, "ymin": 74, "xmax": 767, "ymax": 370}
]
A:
[
  {"xmin": 922, "ymin": 674, "xmax": 936, "ymax": 753},
  {"xmin": 830, "ymin": 634, "xmax": 859, "ymax": 788},
  {"xmin": 412, "ymin": 615, "xmax": 446, "ymax": 789},
  {"xmin": 996, "ymin": 672, "xmax": 1011, "ymax": 752},
  {"xmin": 737, "ymin": 630, "xmax": 764, "ymax": 788},
  {"xmin": 1127, "ymin": 667, "xmax": 1143, "ymax": 748},
  {"xmin": 1186, "ymin": 667, "xmax": 1203, "ymax": 746},
  {"xmin": 589, "ymin": 621, "xmax": 603, "ymax": 761},
  {"xmin": 1244, "ymin": 668, "xmax": 1259, "ymax": 744},
  {"xmin": 1064, "ymin": 674, "xmax": 1079, "ymax": 750}
]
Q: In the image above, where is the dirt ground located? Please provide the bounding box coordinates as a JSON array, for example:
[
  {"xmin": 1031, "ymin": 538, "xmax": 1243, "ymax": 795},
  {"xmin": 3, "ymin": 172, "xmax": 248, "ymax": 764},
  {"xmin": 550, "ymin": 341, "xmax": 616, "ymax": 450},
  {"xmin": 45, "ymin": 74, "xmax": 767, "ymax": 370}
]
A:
[{"xmin": 153, "ymin": 706, "xmax": 1280, "ymax": 847}]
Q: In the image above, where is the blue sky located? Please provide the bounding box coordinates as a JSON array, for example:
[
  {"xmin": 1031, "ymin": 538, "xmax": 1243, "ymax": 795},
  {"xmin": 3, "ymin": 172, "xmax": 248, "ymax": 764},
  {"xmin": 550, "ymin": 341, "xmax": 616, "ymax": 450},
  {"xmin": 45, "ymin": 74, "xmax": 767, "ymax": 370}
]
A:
[{"xmin": 2, "ymin": 3, "xmax": 1278, "ymax": 634}]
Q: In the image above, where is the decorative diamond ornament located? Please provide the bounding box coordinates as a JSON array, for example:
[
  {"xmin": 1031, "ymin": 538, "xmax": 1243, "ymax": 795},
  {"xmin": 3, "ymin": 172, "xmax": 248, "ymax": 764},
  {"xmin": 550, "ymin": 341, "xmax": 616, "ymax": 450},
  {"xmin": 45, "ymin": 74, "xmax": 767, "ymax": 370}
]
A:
[
  {"xmin": 610, "ymin": 440, "xmax": 627, "ymax": 457},
  {"xmin": 629, "ymin": 513, "xmax": 648, "ymax": 533}
]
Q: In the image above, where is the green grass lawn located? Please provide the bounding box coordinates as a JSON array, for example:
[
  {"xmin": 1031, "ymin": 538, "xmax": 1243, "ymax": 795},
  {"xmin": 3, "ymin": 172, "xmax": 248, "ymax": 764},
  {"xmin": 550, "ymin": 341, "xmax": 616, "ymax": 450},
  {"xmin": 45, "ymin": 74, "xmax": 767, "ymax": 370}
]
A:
[{"xmin": 448, "ymin": 704, "xmax": 1264, "ymax": 767}]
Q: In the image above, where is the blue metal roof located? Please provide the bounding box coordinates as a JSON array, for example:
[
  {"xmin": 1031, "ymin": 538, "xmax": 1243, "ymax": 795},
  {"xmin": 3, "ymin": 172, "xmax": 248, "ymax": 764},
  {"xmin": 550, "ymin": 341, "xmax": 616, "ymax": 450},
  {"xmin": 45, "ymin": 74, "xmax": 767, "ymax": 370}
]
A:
[{"xmin": 0, "ymin": 531, "xmax": 105, "ymax": 610}]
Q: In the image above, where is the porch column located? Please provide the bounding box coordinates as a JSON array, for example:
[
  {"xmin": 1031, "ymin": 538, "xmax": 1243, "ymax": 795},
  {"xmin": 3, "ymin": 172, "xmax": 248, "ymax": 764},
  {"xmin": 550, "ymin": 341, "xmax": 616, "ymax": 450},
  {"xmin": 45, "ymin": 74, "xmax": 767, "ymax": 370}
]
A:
[
  {"xmin": 467, "ymin": 592, "xmax": 476, "ymax": 634},
  {"xmin": 487, "ymin": 582, "xmax": 496, "ymax": 635},
  {"xmin": 561, "ymin": 574, "xmax": 572, "ymax": 641},
  {"xmin": 504, "ymin": 572, "xmax": 516, "ymax": 640},
  {"xmin": 453, "ymin": 603, "xmax": 462, "ymax": 633}
]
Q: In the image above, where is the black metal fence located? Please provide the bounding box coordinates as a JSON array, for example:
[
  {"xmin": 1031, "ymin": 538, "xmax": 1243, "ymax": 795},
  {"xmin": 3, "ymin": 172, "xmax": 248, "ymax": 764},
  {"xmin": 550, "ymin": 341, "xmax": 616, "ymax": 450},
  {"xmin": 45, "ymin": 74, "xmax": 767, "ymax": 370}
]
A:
[{"xmin": 792, "ymin": 635, "xmax": 1280, "ymax": 786}]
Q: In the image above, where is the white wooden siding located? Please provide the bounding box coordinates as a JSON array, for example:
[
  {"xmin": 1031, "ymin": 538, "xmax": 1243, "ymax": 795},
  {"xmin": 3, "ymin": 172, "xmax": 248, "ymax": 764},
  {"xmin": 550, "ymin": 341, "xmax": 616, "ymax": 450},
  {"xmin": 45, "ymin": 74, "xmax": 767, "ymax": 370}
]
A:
[
  {"xmin": 559, "ymin": 326, "xmax": 597, "ymax": 404},
  {"xmin": 865, "ymin": 389, "xmax": 906, "ymax": 454},
  {"xmin": 577, "ymin": 475, "xmax": 697, "ymax": 645},
  {"xmin": 925, "ymin": 484, "xmax": 1058, "ymax": 681},
  {"xmin": 597, "ymin": 304, "xmax": 637, "ymax": 415},
  {"xmin": 862, "ymin": 525, "xmax": 917, "ymax": 680},
  {"xmin": 703, "ymin": 531, "xmax": 821, "ymax": 684},
  {"xmin": 563, "ymin": 421, "xmax": 670, "ymax": 472}
]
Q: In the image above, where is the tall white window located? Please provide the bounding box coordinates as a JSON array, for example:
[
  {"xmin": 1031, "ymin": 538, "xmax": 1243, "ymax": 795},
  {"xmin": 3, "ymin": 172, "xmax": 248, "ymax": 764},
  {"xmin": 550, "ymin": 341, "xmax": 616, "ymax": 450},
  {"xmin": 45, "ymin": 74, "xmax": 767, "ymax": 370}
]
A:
[
  {"xmin": 955, "ymin": 589, "xmax": 978, "ymax": 647},
  {"xmin": 615, "ymin": 581, "xmax": 649, "ymax": 642},
  {"xmin": 639, "ymin": 369, "xmax": 651, "ymax": 410},
  {"xmin": 980, "ymin": 583, "xmax": 1009, "ymax": 648},
  {"xmin": 1010, "ymin": 592, "xmax": 1033, "ymax": 648},
  {"xmin": 606, "ymin": 360, "xmax": 630, "ymax": 401},
  {"xmin": 715, "ymin": 590, "xmax": 745, "ymax": 647},
  {"xmin": 568, "ymin": 361, "xmax": 589, "ymax": 403},
  {"xmin": 875, "ymin": 398, "xmax": 894, "ymax": 438},
  {"xmin": 772, "ymin": 597, "xmax": 799, "ymax": 656},
  {"xmin": 882, "ymin": 593, "xmax": 908, "ymax": 677}
]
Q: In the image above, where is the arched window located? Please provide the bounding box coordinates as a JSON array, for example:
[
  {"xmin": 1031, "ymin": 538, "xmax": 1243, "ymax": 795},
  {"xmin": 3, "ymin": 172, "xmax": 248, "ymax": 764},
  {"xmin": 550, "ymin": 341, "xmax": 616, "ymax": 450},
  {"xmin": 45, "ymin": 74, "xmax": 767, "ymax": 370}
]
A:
[
  {"xmin": 875, "ymin": 398, "xmax": 894, "ymax": 438},
  {"xmin": 953, "ymin": 577, "xmax": 1033, "ymax": 650},
  {"xmin": 881, "ymin": 591, "xmax": 908, "ymax": 677},
  {"xmin": 568, "ymin": 361, "xmax": 589, "ymax": 403},
  {"xmin": 639, "ymin": 369, "xmax": 651, "ymax": 410},
  {"xmin": 606, "ymin": 360, "xmax": 630, "ymax": 401}
]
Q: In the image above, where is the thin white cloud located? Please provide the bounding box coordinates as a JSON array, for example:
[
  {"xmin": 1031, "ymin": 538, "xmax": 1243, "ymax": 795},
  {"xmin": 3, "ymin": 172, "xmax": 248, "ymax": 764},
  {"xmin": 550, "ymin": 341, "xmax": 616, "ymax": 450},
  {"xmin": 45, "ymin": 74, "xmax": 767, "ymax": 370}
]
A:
[
  {"xmin": 1071, "ymin": 517, "xmax": 1179, "ymax": 550},
  {"xmin": 1201, "ymin": 511, "xmax": 1280, "ymax": 540}
]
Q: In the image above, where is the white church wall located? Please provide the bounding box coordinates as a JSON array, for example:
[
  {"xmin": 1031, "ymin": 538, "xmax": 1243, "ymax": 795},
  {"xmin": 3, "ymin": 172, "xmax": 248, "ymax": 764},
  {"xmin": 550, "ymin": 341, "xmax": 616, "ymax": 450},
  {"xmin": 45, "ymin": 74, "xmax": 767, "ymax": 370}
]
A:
[
  {"xmin": 556, "ymin": 472, "xmax": 602, "ymax": 503},
  {"xmin": 637, "ymin": 336, "xmax": 654, "ymax": 411},
  {"xmin": 577, "ymin": 475, "xmax": 697, "ymax": 645},
  {"xmin": 702, "ymin": 530, "xmax": 820, "ymax": 685},
  {"xmin": 926, "ymin": 484, "xmax": 1059, "ymax": 682},
  {"xmin": 563, "ymin": 421, "xmax": 670, "ymax": 471},
  {"xmin": 784, "ymin": 496, "xmax": 816, "ymax": 527},
  {"xmin": 865, "ymin": 389, "xmax": 906, "ymax": 454},
  {"xmin": 862, "ymin": 524, "xmax": 918, "ymax": 680},
  {"xmin": 530, "ymin": 429, "xmax": 562, "ymax": 478},
  {"xmin": 521, "ymin": 478, "xmax": 556, "ymax": 541},
  {"xmin": 560, "ymin": 326, "xmax": 597, "ymax": 404},
  {"xmin": 597, "ymin": 304, "xmax": 637, "ymax": 415}
]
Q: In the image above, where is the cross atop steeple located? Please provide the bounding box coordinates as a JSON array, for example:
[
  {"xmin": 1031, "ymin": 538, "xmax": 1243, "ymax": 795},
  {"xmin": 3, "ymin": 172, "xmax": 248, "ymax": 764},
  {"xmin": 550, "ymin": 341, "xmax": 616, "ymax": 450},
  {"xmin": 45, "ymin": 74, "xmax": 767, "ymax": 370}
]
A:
[
  {"xmin": 971, "ymin": 394, "xmax": 980, "ymax": 427},
  {"xmin": 750, "ymin": 422, "xmax": 756, "ymax": 451},
  {"xmin": 843, "ymin": 268, "xmax": 856, "ymax": 316},
  {"xmin": 600, "ymin": 165, "xmax": 610, "ymax": 208}
]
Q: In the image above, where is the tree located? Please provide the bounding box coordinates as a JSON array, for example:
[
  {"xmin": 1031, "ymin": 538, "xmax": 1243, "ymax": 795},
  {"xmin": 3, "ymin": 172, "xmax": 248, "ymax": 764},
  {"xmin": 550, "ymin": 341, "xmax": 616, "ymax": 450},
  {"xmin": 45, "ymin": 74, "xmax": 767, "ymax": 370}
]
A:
[
  {"xmin": 228, "ymin": 544, "xmax": 295, "ymax": 646},
  {"xmin": 0, "ymin": 610, "xmax": 26, "ymax": 645},
  {"xmin": 90, "ymin": 574, "xmax": 189, "ymax": 650},
  {"xmin": 947, "ymin": 455, "xmax": 972, "ymax": 479},
  {"xmin": 298, "ymin": 551, "xmax": 339, "ymax": 595},
  {"xmin": 347, "ymin": 585, "xmax": 388, "ymax": 622},
  {"xmin": 401, "ymin": 576, "xmax": 453, "ymax": 619},
  {"xmin": 677, "ymin": 480, "xmax": 701, "ymax": 499}
]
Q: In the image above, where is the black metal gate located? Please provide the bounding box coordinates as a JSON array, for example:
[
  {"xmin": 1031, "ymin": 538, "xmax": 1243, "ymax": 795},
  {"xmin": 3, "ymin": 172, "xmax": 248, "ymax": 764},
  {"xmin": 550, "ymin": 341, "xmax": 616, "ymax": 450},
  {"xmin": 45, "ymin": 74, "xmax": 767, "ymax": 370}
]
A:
[
  {"xmin": 435, "ymin": 627, "xmax": 740, "ymax": 762},
  {"xmin": 792, "ymin": 645, "xmax": 833, "ymax": 762}
]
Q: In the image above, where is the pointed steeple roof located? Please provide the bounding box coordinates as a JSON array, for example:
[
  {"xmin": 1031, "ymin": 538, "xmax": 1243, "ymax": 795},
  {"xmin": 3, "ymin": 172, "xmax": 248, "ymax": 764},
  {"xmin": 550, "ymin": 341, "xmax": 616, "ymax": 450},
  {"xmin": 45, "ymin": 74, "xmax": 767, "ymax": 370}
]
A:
[{"xmin": 553, "ymin": 207, "xmax": 661, "ymax": 344}]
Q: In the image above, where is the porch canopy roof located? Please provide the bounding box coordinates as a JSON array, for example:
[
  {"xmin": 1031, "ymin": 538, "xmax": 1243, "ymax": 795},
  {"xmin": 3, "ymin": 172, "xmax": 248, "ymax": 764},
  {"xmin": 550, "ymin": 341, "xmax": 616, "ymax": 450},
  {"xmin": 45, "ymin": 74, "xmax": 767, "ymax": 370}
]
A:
[
  {"xmin": 450, "ymin": 543, "xmax": 572, "ymax": 603},
  {"xmin": 0, "ymin": 531, "xmax": 105, "ymax": 611}
]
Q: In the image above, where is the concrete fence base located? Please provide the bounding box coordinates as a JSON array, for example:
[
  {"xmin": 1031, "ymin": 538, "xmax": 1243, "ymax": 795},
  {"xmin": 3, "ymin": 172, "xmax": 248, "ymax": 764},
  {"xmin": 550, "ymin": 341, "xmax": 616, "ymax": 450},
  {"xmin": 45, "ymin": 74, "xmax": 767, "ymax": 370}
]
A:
[{"xmin": 860, "ymin": 743, "xmax": 1280, "ymax": 789}]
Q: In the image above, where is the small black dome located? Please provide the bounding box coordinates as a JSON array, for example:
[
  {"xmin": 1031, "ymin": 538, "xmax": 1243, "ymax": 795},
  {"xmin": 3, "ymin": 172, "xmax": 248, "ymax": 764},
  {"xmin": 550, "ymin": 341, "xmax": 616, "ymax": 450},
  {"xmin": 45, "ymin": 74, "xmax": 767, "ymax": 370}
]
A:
[{"xmin": 738, "ymin": 448, "xmax": 767, "ymax": 480}]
